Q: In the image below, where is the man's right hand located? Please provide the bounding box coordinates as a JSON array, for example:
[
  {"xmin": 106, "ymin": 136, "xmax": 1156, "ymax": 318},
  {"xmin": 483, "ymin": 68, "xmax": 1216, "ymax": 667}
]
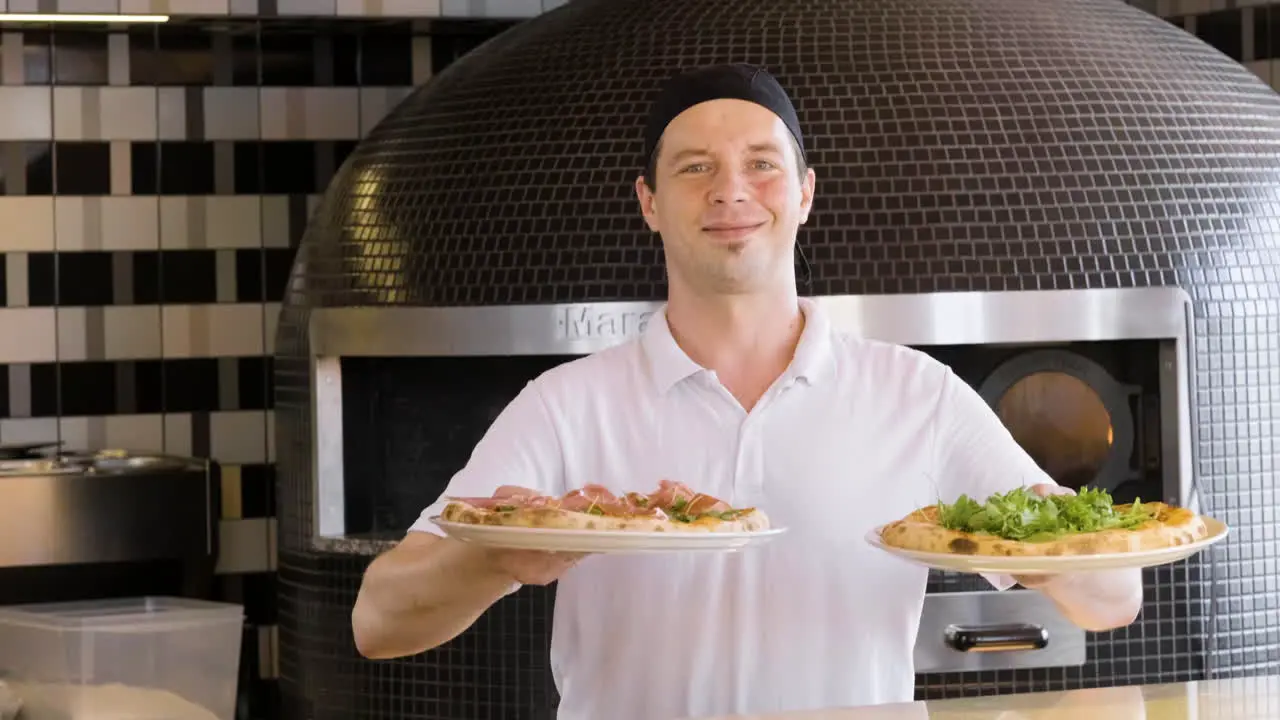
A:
[{"xmin": 485, "ymin": 548, "xmax": 587, "ymax": 586}]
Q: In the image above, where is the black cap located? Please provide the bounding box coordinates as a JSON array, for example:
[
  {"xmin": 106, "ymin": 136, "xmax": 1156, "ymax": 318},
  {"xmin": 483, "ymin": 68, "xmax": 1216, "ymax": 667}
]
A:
[{"xmin": 642, "ymin": 63, "xmax": 806, "ymax": 172}]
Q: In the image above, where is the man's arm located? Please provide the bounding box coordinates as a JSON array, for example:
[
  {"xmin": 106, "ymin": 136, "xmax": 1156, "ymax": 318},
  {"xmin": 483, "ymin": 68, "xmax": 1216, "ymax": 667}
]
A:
[
  {"xmin": 930, "ymin": 366, "xmax": 1143, "ymax": 632},
  {"xmin": 351, "ymin": 380, "xmax": 568, "ymax": 658}
]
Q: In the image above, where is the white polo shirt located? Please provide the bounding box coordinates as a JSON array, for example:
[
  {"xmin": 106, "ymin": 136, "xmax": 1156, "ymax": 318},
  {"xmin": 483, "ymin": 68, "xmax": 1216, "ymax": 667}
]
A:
[{"xmin": 411, "ymin": 298, "xmax": 1054, "ymax": 720}]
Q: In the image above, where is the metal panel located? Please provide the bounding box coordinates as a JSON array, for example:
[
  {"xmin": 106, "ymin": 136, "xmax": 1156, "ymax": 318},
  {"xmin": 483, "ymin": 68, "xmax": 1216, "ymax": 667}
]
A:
[
  {"xmin": 307, "ymin": 286, "xmax": 1196, "ymax": 543},
  {"xmin": 914, "ymin": 591, "xmax": 1087, "ymax": 672}
]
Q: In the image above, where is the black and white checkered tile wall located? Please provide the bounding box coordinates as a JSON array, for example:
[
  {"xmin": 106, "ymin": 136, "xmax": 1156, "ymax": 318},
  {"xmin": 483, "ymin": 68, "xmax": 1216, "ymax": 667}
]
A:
[{"xmin": 0, "ymin": 14, "xmax": 517, "ymax": 716}]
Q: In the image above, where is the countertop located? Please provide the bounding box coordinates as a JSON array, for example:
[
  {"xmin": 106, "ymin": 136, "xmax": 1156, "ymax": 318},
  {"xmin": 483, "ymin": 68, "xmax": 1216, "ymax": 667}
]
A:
[{"xmin": 689, "ymin": 676, "xmax": 1280, "ymax": 719}]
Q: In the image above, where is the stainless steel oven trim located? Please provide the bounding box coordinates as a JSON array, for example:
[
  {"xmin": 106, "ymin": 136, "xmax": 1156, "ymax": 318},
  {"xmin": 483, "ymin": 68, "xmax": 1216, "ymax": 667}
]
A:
[{"xmin": 307, "ymin": 286, "xmax": 1195, "ymax": 543}]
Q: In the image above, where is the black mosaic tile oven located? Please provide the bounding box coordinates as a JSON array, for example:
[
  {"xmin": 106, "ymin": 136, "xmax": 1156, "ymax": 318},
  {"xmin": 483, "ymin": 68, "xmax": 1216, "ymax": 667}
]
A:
[{"xmin": 272, "ymin": 0, "xmax": 1280, "ymax": 717}]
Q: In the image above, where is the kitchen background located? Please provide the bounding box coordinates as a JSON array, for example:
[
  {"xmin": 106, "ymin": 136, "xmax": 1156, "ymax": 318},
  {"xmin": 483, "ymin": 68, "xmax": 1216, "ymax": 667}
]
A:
[{"xmin": 0, "ymin": 0, "xmax": 1271, "ymax": 716}]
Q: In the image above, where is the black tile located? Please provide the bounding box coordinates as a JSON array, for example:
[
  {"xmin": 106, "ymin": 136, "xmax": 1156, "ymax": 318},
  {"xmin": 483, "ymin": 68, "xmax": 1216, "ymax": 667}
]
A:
[
  {"xmin": 24, "ymin": 143, "xmax": 53, "ymax": 196},
  {"xmin": 264, "ymin": 248, "xmax": 295, "ymax": 302},
  {"xmin": 238, "ymin": 357, "xmax": 271, "ymax": 411},
  {"xmin": 234, "ymin": 249, "xmax": 263, "ymax": 302},
  {"xmin": 333, "ymin": 141, "xmax": 358, "ymax": 174},
  {"xmin": 260, "ymin": 32, "xmax": 315, "ymax": 85},
  {"xmin": 55, "ymin": 143, "xmax": 111, "ymax": 196},
  {"xmin": 132, "ymin": 251, "xmax": 161, "ymax": 304},
  {"xmin": 22, "ymin": 31, "xmax": 51, "ymax": 84},
  {"xmin": 131, "ymin": 26, "xmax": 215, "ymax": 86},
  {"xmin": 240, "ymin": 463, "xmax": 276, "ymax": 519},
  {"xmin": 242, "ymin": 572, "xmax": 278, "ymax": 625},
  {"xmin": 28, "ymin": 364, "xmax": 57, "ymax": 417},
  {"xmin": 135, "ymin": 360, "xmax": 164, "ymax": 414},
  {"xmin": 231, "ymin": 33, "xmax": 260, "ymax": 86},
  {"xmin": 160, "ymin": 250, "xmax": 217, "ymax": 304},
  {"xmin": 60, "ymin": 362, "xmax": 116, "ymax": 416},
  {"xmin": 0, "ymin": 363, "xmax": 8, "ymax": 419},
  {"xmin": 163, "ymin": 358, "xmax": 219, "ymax": 413},
  {"xmin": 26, "ymin": 254, "xmax": 55, "ymax": 307},
  {"xmin": 52, "ymin": 30, "xmax": 109, "ymax": 84},
  {"xmin": 131, "ymin": 143, "xmax": 158, "ymax": 195},
  {"xmin": 160, "ymin": 143, "xmax": 216, "ymax": 195},
  {"xmin": 361, "ymin": 28, "xmax": 412, "ymax": 85},
  {"xmin": 1196, "ymin": 8, "xmax": 1243, "ymax": 62},
  {"xmin": 1256, "ymin": 7, "xmax": 1280, "ymax": 61},
  {"xmin": 332, "ymin": 33, "xmax": 359, "ymax": 86},
  {"xmin": 262, "ymin": 142, "xmax": 316, "ymax": 194},
  {"xmin": 287, "ymin": 195, "xmax": 308, "ymax": 247},
  {"xmin": 57, "ymin": 253, "xmax": 113, "ymax": 306},
  {"xmin": 232, "ymin": 142, "xmax": 261, "ymax": 194},
  {"xmin": 430, "ymin": 22, "xmax": 518, "ymax": 75}
]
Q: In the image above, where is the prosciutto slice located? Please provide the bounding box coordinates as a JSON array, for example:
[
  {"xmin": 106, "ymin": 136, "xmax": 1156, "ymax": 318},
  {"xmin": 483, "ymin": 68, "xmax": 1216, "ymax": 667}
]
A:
[{"xmin": 448, "ymin": 479, "xmax": 728, "ymax": 517}]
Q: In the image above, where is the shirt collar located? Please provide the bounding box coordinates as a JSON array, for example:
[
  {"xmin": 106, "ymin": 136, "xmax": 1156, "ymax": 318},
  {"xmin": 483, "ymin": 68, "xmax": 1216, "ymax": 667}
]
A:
[{"xmin": 641, "ymin": 297, "xmax": 836, "ymax": 395}]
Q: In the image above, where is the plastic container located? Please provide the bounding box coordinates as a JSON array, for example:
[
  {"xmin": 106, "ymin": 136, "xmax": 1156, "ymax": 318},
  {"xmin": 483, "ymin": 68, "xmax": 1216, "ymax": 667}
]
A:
[{"xmin": 0, "ymin": 596, "xmax": 244, "ymax": 720}]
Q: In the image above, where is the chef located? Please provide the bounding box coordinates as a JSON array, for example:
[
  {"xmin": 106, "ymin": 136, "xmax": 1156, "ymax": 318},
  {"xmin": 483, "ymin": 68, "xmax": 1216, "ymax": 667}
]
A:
[{"xmin": 351, "ymin": 63, "xmax": 1144, "ymax": 720}]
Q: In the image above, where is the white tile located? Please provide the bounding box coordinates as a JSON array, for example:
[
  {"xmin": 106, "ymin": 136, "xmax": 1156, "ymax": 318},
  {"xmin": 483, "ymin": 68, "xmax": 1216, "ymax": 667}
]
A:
[
  {"xmin": 210, "ymin": 410, "xmax": 269, "ymax": 464},
  {"xmin": 168, "ymin": 0, "xmax": 231, "ymax": 11},
  {"xmin": 52, "ymin": 87, "xmax": 86, "ymax": 140},
  {"xmin": 53, "ymin": 197, "xmax": 91, "ymax": 250},
  {"xmin": 260, "ymin": 196, "xmax": 291, "ymax": 248},
  {"xmin": 0, "ymin": 309, "xmax": 55, "ymax": 363},
  {"xmin": 101, "ymin": 197, "xmax": 160, "ymax": 250},
  {"xmin": 215, "ymin": 517, "xmax": 274, "ymax": 574},
  {"xmin": 100, "ymin": 87, "xmax": 158, "ymax": 140},
  {"xmin": 375, "ymin": 0, "xmax": 442, "ymax": 15},
  {"xmin": 265, "ymin": 410, "xmax": 276, "ymax": 462},
  {"xmin": 5, "ymin": 253, "xmax": 25, "ymax": 307},
  {"xmin": 276, "ymin": 0, "xmax": 335, "ymax": 13},
  {"xmin": 156, "ymin": 87, "xmax": 186, "ymax": 141},
  {"xmin": 0, "ymin": 87, "xmax": 51, "ymax": 140},
  {"xmin": 56, "ymin": 307, "xmax": 163, "ymax": 361},
  {"xmin": 0, "ymin": 197, "xmax": 54, "ymax": 251},
  {"xmin": 0, "ymin": 418, "xmax": 58, "ymax": 445},
  {"xmin": 59, "ymin": 414, "xmax": 165, "ymax": 454},
  {"xmin": 261, "ymin": 88, "xmax": 359, "ymax": 139},
  {"xmin": 359, "ymin": 87, "xmax": 413, "ymax": 136},
  {"xmin": 164, "ymin": 413, "xmax": 193, "ymax": 457},
  {"xmin": 206, "ymin": 197, "xmax": 264, "ymax": 248},
  {"xmin": 162, "ymin": 304, "xmax": 265, "ymax": 358},
  {"xmin": 264, "ymin": 303, "xmax": 281, "ymax": 355},
  {"xmin": 58, "ymin": 0, "xmax": 120, "ymax": 10},
  {"xmin": 204, "ymin": 87, "xmax": 259, "ymax": 140}
]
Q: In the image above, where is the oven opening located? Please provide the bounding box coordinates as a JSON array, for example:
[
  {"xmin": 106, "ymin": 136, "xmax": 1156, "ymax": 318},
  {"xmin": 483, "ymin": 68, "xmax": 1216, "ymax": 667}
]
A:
[
  {"xmin": 996, "ymin": 370, "xmax": 1115, "ymax": 490},
  {"xmin": 338, "ymin": 355, "xmax": 581, "ymax": 538}
]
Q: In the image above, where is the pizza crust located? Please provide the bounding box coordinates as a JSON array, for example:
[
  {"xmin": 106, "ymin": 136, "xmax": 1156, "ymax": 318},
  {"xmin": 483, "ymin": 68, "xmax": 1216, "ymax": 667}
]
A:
[
  {"xmin": 878, "ymin": 502, "xmax": 1210, "ymax": 557},
  {"xmin": 442, "ymin": 501, "xmax": 771, "ymax": 534}
]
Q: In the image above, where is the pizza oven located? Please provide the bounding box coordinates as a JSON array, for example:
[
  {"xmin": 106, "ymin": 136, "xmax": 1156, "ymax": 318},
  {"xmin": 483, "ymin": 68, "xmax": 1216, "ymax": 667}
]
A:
[{"xmin": 272, "ymin": 0, "xmax": 1280, "ymax": 718}]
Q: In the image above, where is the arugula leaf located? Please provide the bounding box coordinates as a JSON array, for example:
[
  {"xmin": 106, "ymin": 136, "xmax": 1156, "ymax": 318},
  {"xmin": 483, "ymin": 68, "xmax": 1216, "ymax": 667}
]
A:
[{"xmin": 936, "ymin": 486, "xmax": 1154, "ymax": 542}]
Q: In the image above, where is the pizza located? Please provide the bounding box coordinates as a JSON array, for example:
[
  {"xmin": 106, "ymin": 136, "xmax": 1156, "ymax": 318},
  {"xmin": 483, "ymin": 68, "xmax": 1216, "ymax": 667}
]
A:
[
  {"xmin": 878, "ymin": 486, "xmax": 1210, "ymax": 557},
  {"xmin": 440, "ymin": 480, "xmax": 770, "ymax": 533}
]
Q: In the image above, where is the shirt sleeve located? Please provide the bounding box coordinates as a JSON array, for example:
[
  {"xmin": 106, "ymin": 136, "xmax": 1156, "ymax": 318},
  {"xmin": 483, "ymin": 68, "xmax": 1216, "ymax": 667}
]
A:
[
  {"xmin": 931, "ymin": 366, "xmax": 1060, "ymax": 591},
  {"xmin": 407, "ymin": 378, "xmax": 567, "ymax": 537}
]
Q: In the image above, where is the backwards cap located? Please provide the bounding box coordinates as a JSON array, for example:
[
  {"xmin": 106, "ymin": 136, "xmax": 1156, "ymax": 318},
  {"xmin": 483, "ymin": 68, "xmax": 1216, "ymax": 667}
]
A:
[{"xmin": 642, "ymin": 63, "xmax": 806, "ymax": 170}]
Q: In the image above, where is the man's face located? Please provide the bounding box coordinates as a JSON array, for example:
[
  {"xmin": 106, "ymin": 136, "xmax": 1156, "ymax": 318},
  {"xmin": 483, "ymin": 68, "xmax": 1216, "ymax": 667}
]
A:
[{"xmin": 635, "ymin": 98, "xmax": 816, "ymax": 296}]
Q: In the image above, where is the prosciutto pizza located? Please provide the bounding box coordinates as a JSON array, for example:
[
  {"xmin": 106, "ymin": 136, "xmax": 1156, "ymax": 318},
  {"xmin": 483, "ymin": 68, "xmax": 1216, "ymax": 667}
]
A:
[
  {"xmin": 878, "ymin": 486, "xmax": 1211, "ymax": 557},
  {"xmin": 440, "ymin": 480, "xmax": 770, "ymax": 533}
]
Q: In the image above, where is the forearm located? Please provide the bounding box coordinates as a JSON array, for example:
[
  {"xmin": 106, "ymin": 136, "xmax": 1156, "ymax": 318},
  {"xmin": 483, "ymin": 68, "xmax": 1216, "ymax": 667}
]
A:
[
  {"xmin": 1024, "ymin": 568, "xmax": 1144, "ymax": 632},
  {"xmin": 352, "ymin": 538, "xmax": 516, "ymax": 659}
]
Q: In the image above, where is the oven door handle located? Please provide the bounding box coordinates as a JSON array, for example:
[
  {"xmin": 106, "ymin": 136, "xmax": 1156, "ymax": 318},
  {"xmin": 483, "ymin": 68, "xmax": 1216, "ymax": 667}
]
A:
[{"xmin": 944, "ymin": 623, "xmax": 1049, "ymax": 653}]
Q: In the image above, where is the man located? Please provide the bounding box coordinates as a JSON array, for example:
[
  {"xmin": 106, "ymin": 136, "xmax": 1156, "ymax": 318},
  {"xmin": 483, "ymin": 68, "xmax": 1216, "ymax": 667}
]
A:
[{"xmin": 351, "ymin": 64, "xmax": 1143, "ymax": 720}]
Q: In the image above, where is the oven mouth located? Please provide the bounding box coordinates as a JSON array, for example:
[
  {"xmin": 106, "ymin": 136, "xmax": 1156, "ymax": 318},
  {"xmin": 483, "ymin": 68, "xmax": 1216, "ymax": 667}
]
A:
[{"xmin": 978, "ymin": 348, "xmax": 1140, "ymax": 495}]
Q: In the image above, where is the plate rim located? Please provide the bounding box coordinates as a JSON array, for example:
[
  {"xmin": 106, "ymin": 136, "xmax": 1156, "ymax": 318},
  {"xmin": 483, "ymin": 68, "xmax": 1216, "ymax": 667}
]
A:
[{"xmin": 864, "ymin": 515, "xmax": 1230, "ymax": 567}]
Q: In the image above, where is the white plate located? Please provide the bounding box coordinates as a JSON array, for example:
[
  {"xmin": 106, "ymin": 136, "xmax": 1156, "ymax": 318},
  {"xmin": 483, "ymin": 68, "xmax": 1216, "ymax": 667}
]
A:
[
  {"xmin": 431, "ymin": 517, "xmax": 789, "ymax": 554},
  {"xmin": 864, "ymin": 517, "xmax": 1230, "ymax": 575}
]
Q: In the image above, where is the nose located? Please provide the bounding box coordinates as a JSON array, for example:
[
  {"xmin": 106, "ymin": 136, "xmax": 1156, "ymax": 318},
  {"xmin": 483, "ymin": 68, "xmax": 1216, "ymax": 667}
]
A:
[{"xmin": 708, "ymin": 167, "xmax": 749, "ymax": 204}]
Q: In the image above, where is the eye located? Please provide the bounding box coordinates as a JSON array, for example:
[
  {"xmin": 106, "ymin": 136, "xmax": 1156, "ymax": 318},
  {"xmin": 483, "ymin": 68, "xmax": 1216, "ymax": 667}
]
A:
[
  {"xmin": 752, "ymin": 160, "xmax": 778, "ymax": 170},
  {"xmin": 681, "ymin": 163, "xmax": 710, "ymax": 174}
]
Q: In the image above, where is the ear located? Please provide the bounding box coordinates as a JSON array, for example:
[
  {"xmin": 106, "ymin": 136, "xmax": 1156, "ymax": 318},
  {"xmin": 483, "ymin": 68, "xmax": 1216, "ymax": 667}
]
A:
[
  {"xmin": 635, "ymin": 175, "xmax": 661, "ymax": 232},
  {"xmin": 798, "ymin": 167, "xmax": 816, "ymax": 225}
]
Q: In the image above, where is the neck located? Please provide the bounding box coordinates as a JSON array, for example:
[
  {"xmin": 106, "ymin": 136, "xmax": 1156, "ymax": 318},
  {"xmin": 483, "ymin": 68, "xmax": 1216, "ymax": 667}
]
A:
[{"xmin": 664, "ymin": 283, "xmax": 806, "ymax": 390}]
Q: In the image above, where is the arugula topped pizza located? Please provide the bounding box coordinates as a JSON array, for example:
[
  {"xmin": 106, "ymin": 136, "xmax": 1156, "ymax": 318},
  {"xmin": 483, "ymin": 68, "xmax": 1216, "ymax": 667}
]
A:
[
  {"xmin": 878, "ymin": 486, "xmax": 1210, "ymax": 556},
  {"xmin": 440, "ymin": 480, "xmax": 771, "ymax": 533}
]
